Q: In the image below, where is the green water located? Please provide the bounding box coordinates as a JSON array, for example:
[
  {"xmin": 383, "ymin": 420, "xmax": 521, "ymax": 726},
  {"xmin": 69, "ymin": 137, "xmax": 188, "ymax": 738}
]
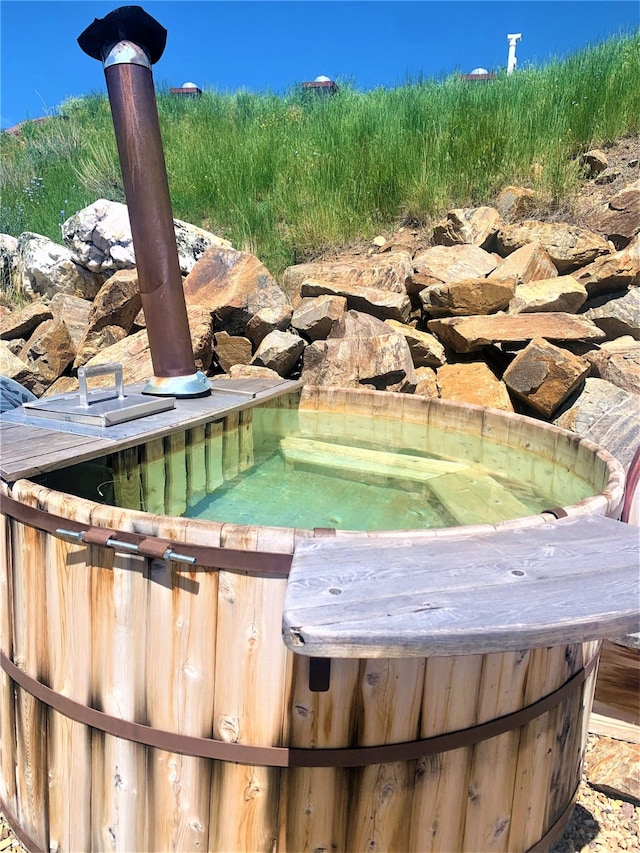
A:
[{"xmin": 184, "ymin": 407, "xmax": 596, "ymax": 531}]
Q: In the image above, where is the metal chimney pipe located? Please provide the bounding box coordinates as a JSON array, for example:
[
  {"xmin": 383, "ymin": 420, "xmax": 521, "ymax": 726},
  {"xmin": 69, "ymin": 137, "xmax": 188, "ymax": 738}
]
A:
[{"xmin": 78, "ymin": 5, "xmax": 209, "ymax": 397}]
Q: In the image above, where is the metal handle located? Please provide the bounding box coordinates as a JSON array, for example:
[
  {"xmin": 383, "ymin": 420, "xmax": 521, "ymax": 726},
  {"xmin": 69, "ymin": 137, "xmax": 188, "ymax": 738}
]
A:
[
  {"xmin": 55, "ymin": 528, "xmax": 196, "ymax": 564},
  {"xmin": 77, "ymin": 363, "xmax": 125, "ymax": 408}
]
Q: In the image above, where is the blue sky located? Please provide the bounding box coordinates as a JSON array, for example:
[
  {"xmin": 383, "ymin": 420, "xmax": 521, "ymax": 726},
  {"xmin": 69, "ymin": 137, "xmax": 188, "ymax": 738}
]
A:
[{"xmin": 1, "ymin": 0, "xmax": 638, "ymax": 130}]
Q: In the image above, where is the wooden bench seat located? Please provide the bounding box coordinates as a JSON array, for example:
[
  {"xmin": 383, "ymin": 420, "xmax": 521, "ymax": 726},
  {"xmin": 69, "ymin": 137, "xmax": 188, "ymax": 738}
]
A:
[{"xmin": 282, "ymin": 514, "xmax": 640, "ymax": 658}]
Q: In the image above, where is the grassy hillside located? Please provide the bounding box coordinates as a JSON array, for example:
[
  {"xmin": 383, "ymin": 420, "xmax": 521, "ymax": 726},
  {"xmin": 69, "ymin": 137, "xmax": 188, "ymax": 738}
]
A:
[{"xmin": 1, "ymin": 31, "xmax": 638, "ymax": 278}]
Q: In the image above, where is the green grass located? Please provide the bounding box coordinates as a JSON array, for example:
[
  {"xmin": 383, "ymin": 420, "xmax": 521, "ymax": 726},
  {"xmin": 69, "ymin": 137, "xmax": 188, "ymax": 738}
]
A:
[{"xmin": 1, "ymin": 31, "xmax": 638, "ymax": 279}]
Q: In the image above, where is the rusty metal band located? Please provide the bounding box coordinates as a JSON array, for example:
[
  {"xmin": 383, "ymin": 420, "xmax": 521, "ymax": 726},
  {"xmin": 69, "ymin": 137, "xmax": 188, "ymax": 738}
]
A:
[
  {"xmin": 0, "ymin": 794, "xmax": 46, "ymax": 853},
  {"xmin": 0, "ymin": 494, "xmax": 292, "ymax": 576},
  {"xmin": 0, "ymin": 649, "xmax": 599, "ymax": 769},
  {"xmin": 525, "ymin": 783, "xmax": 580, "ymax": 853}
]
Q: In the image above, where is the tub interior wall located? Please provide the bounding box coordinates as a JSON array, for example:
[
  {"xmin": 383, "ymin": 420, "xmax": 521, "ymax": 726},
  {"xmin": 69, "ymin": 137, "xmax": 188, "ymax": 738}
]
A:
[{"xmin": 30, "ymin": 386, "xmax": 613, "ymax": 527}]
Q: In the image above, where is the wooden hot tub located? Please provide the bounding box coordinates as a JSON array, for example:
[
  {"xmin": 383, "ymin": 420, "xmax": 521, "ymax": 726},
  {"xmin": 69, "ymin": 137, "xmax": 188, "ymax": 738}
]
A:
[{"xmin": 0, "ymin": 380, "xmax": 636, "ymax": 853}]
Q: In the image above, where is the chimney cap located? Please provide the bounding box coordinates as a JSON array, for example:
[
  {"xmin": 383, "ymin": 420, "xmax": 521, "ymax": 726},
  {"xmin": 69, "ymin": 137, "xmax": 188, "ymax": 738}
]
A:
[{"xmin": 78, "ymin": 5, "xmax": 167, "ymax": 64}]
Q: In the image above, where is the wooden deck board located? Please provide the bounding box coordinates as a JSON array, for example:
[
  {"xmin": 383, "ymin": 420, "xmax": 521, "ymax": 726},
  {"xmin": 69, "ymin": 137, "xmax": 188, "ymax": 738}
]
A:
[
  {"xmin": 0, "ymin": 379, "xmax": 301, "ymax": 482},
  {"xmin": 282, "ymin": 515, "xmax": 640, "ymax": 657}
]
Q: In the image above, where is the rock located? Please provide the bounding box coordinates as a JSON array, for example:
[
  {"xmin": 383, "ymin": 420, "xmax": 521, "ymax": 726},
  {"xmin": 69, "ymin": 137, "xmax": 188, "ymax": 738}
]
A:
[
  {"xmin": 183, "ymin": 246, "xmax": 290, "ymax": 335},
  {"xmin": 226, "ymin": 363, "xmax": 282, "ymax": 381},
  {"xmin": 301, "ymin": 310, "xmax": 416, "ymax": 393},
  {"xmin": 62, "ymin": 199, "xmax": 231, "ymax": 275},
  {"xmin": 585, "ymin": 339, "xmax": 640, "ymax": 395},
  {"xmin": 17, "ymin": 232, "xmax": 103, "ymax": 299},
  {"xmin": 251, "ymin": 330, "xmax": 305, "ymax": 376},
  {"xmin": 419, "ymin": 276, "xmax": 516, "ymax": 317},
  {"xmin": 489, "ymin": 241, "xmax": 558, "ymax": 285},
  {"xmin": 432, "ymin": 206, "xmax": 502, "ymax": 250},
  {"xmin": 580, "ymin": 148, "xmax": 608, "ymax": 177},
  {"xmin": 5, "ymin": 339, "xmax": 25, "ymax": 356},
  {"xmin": 246, "ymin": 305, "xmax": 293, "ymax": 347},
  {"xmin": 494, "ymin": 186, "xmax": 538, "ymax": 221},
  {"xmin": 300, "ymin": 278, "xmax": 411, "ymax": 323},
  {"xmin": 173, "ymin": 218, "xmax": 233, "ymax": 274},
  {"xmin": 384, "ymin": 320, "xmax": 446, "ymax": 367},
  {"xmin": 187, "ymin": 305, "xmax": 214, "ymax": 374},
  {"xmin": 282, "ymin": 252, "xmax": 413, "ymax": 303},
  {"xmin": 597, "ymin": 179, "xmax": 640, "ymax": 248},
  {"xmin": 84, "ymin": 329, "xmax": 154, "ymax": 384},
  {"xmin": 496, "ymin": 221, "xmax": 611, "ymax": 272},
  {"xmin": 573, "ymin": 238, "xmax": 640, "ymax": 296},
  {"xmin": 436, "ymin": 361, "xmax": 514, "ymax": 412},
  {"xmin": 0, "ymin": 341, "xmax": 49, "ymax": 397},
  {"xmin": 88, "ymin": 269, "xmax": 142, "ymax": 332},
  {"xmin": 73, "ymin": 269, "xmax": 142, "ymax": 367},
  {"xmin": 291, "ymin": 295, "xmax": 346, "ymax": 341},
  {"xmin": 0, "ymin": 301, "xmax": 52, "ymax": 340},
  {"xmin": 586, "ymin": 734, "xmax": 640, "ymax": 803},
  {"xmin": 74, "ymin": 325, "xmax": 129, "ymax": 368},
  {"xmin": 0, "ymin": 342, "xmax": 48, "ymax": 396},
  {"xmin": 212, "ymin": 331, "xmax": 252, "ymax": 373},
  {"xmin": 503, "ymin": 337, "xmax": 590, "ymax": 417},
  {"xmin": 18, "ymin": 318, "xmax": 75, "ymax": 382},
  {"xmin": 554, "ymin": 377, "xmax": 640, "ymax": 472},
  {"xmin": 0, "ymin": 234, "xmax": 19, "ymax": 297},
  {"xmin": 427, "ymin": 313, "xmax": 605, "ymax": 353},
  {"xmin": 583, "ymin": 287, "xmax": 640, "ymax": 339},
  {"xmin": 49, "ymin": 293, "xmax": 92, "ymax": 350},
  {"xmin": 508, "ymin": 275, "xmax": 587, "ymax": 314},
  {"xmin": 413, "ymin": 366, "xmax": 438, "ymax": 397},
  {"xmin": 411, "ymin": 244, "xmax": 499, "ymax": 292}
]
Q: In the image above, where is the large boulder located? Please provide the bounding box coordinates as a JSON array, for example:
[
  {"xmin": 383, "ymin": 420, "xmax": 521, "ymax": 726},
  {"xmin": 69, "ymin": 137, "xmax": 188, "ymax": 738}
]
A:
[
  {"xmin": 489, "ymin": 241, "xmax": 558, "ymax": 285},
  {"xmin": 503, "ymin": 338, "xmax": 590, "ymax": 417},
  {"xmin": 584, "ymin": 338, "xmax": 640, "ymax": 395},
  {"xmin": 432, "ymin": 207, "xmax": 502, "ymax": 250},
  {"xmin": 494, "ymin": 186, "xmax": 539, "ymax": 221},
  {"xmin": 251, "ymin": 330, "xmax": 305, "ymax": 376},
  {"xmin": 300, "ymin": 279, "xmax": 411, "ymax": 323},
  {"xmin": 0, "ymin": 342, "xmax": 48, "ymax": 397},
  {"xmin": 496, "ymin": 221, "xmax": 611, "ymax": 272},
  {"xmin": 49, "ymin": 293, "xmax": 92, "ymax": 350},
  {"xmin": 582, "ymin": 287, "xmax": 640, "ymax": 340},
  {"xmin": 597, "ymin": 179, "xmax": 640, "ymax": 248},
  {"xmin": 301, "ymin": 311, "xmax": 416, "ymax": 392},
  {"xmin": 282, "ymin": 252, "xmax": 413, "ymax": 304},
  {"xmin": 508, "ymin": 275, "xmax": 587, "ymax": 314},
  {"xmin": 572, "ymin": 237, "xmax": 640, "ymax": 296},
  {"xmin": 436, "ymin": 362, "xmax": 513, "ymax": 412},
  {"xmin": 291, "ymin": 295, "xmax": 346, "ymax": 342},
  {"xmin": 384, "ymin": 320, "xmax": 446, "ymax": 368},
  {"xmin": 213, "ymin": 331, "xmax": 252, "ymax": 373},
  {"xmin": 19, "ymin": 318, "xmax": 75, "ymax": 383},
  {"xmin": 0, "ymin": 234, "xmax": 19, "ymax": 297},
  {"xmin": 427, "ymin": 313, "xmax": 605, "ymax": 353},
  {"xmin": 554, "ymin": 377, "xmax": 640, "ymax": 471},
  {"xmin": 183, "ymin": 247, "xmax": 290, "ymax": 336},
  {"xmin": 73, "ymin": 269, "xmax": 142, "ymax": 367},
  {"xmin": 62, "ymin": 199, "xmax": 232, "ymax": 275},
  {"xmin": 0, "ymin": 301, "xmax": 52, "ymax": 340},
  {"xmin": 419, "ymin": 277, "xmax": 516, "ymax": 317},
  {"xmin": 245, "ymin": 305, "xmax": 293, "ymax": 347},
  {"xmin": 17, "ymin": 232, "xmax": 103, "ymax": 299},
  {"xmin": 410, "ymin": 244, "xmax": 499, "ymax": 292}
]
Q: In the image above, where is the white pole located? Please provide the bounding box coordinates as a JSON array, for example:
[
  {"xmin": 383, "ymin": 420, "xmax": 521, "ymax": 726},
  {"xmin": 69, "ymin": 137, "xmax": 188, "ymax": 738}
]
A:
[{"xmin": 507, "ymin": 33, "xmax": 522, "ymax": 75}]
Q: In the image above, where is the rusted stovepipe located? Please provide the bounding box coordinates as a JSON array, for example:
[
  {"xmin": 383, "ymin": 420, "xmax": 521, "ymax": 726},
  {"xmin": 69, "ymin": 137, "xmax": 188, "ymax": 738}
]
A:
[{"xmin": 78, "ymin": 5, "xmax": 209, "ymax": 397}]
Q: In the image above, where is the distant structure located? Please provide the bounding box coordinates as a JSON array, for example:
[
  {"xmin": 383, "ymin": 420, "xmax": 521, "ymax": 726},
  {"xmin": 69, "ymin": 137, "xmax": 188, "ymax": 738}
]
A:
[
  {"xmin": 169, "ymin": 81, "xmax": 202, "ymax": 96},
  {"xmin": 301, "ymin": 75, "xmax": 339, "ymax": 95},
  {"xmin": 507, "ymin": 34, "xmax": 522, "ymax": 74},
  {"xmin": 459, "ymin": 67, "xmax": 496, "ymax": 82}
]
